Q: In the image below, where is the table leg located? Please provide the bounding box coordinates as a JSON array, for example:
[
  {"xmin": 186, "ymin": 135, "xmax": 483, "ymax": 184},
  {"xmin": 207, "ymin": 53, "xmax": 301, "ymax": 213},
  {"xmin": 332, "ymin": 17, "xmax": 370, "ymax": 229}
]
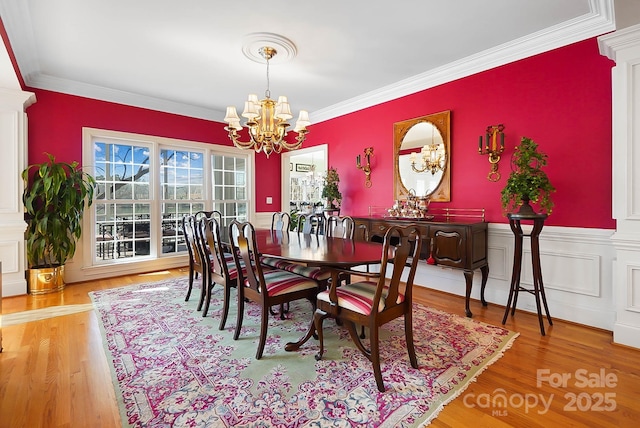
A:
[
  {"xmin": 285, "ymin": 269, "xmax": 340, "ymax": 351},
  {"xmin": 285, "ymin": 318, "xmax": 317, "ymax": 351}
]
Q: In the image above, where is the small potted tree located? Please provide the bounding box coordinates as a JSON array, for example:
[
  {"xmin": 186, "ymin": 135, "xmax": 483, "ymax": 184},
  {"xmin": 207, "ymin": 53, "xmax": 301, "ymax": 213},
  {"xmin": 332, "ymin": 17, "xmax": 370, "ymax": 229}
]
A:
[
  {"xmin": 501, "ymin": 137, "xmax": 555, "ymax": 216},
  {"xmin": 22, "ymin": 153, "xmax": 96, "ymax": 293},
  {"xmin": 321, "ymin": 167, "xmax": 342, "ymax": 211}
]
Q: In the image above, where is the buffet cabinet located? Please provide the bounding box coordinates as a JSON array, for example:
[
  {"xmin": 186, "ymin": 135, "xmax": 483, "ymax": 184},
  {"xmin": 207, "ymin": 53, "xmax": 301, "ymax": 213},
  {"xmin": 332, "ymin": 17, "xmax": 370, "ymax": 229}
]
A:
[{"xmin": 353, "ymin": 217, "xmax": 489, "ymax": 317}]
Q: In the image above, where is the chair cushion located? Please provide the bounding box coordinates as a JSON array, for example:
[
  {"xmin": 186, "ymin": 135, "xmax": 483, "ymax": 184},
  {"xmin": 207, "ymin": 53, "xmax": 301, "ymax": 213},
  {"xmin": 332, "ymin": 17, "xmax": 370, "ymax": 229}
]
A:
[
  {"xmin": 317, "ymin": 281, "xmax": 404, "ymax": 315},
  {"xmin": 260, "ymin": 256, "xmax": 292, "ymax": 270},
  {"xmin": 260, "ymin": 257, "xmax": 331, "ymax": 281},
  {"xmin": 244, "ymin": 269, "xmax": 318, "ymax": 297},
  {"xmin": 281, "ymin": 263, "xmax": 331, "ymax": 281}
]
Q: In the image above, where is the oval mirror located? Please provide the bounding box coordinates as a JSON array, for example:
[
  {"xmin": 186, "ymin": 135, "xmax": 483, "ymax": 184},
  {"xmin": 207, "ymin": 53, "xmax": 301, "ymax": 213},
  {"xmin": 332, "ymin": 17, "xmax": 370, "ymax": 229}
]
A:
[{"xmin": 393, "ymin": 111, "xmax": 451, "ymax": 202}]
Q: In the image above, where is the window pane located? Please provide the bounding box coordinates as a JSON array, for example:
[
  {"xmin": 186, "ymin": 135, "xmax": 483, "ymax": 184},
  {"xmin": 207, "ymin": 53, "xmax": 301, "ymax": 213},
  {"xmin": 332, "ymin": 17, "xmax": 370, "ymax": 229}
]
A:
[
  {"xmin": 160, "ymin": 148, "xmax": 206, "ymax": 255},
  {"xmin": 93, "ymin": 140, "xmax": 153, "ymax": 263},
  {"xmin": 211, "ymin": 153, "xmax": 249, "ymax": 227}
]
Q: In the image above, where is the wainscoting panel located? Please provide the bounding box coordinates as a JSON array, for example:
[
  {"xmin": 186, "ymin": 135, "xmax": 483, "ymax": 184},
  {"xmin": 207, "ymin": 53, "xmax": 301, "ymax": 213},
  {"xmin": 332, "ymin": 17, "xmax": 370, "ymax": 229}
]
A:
[
  {"xmin": 0, "ymin": 239, "xmax": 19, "ymax": 273},
  {"xmin": 521, "ymin": 250, "xmax": 601, "ymax": 297},
  {"xmin": 628, "ymin": 265, "xmax": 640, "ymax": 312}
]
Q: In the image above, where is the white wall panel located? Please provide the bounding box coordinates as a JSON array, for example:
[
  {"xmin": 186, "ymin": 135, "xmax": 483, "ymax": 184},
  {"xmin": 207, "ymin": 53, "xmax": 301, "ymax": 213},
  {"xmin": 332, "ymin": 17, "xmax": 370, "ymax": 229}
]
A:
[{"xmin": 522, "ymin": 250, "xmax": 601, "ymax": 297}]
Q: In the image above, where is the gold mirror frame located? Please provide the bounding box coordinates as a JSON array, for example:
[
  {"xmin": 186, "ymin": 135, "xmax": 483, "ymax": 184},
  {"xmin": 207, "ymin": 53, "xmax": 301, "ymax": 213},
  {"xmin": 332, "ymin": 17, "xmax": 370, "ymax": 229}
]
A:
[{"xmin": 393, "ymin": 110, "xmax": 451, "ymax": 202}]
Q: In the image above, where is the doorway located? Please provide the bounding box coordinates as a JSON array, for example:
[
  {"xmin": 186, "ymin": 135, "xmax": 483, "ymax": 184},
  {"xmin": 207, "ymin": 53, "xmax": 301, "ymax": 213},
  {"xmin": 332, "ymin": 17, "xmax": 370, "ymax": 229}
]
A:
[{"xmin": 281, "ymin": 144, "xmax": 328, "ymax": 215}]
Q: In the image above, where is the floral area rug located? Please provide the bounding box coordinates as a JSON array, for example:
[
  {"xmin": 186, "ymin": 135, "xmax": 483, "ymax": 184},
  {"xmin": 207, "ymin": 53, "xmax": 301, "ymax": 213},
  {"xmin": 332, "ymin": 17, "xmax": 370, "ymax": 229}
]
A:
[{"xmin": 90, "ymin": 277, "xmax": 518, "ymax": 427}]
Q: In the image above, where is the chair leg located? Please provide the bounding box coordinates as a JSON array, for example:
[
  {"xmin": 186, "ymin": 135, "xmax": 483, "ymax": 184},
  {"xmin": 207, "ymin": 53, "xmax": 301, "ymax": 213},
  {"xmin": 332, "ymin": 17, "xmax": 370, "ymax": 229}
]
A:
[
  {"xmin": 370, "ymin": 325, "xmax": 385, "ymax": 392},
  {"xmin": 404, "ymin": 307, "xmax": 418, "ymax": 369},
  {"xmin": 185, "ymin": 268, "xmax": 194, "ymax": 301},
  {"xmin": 345, "ymin": 321, "xmax": 370, "ymax": 359},
  {"xmin": 219, "ymin": 281, "xmax": 232, "ymax": 330},
  {"xmin": 202, "ymin": 282, "xmax": 214, "ymax": 317},
  {"xmin": 256, "ymin": 304, "xmax": 269, "ymax": 359},
  {"xmin": 196, "ymin": 273, "xmax": 207, "ymax": 311},
  {"xmin": 234, "ymin": 289, "xmax": 245, "ymax": 340},
  {"xmin": 313, "ymin": 309, "xmax": 329, "ymax": 361}
]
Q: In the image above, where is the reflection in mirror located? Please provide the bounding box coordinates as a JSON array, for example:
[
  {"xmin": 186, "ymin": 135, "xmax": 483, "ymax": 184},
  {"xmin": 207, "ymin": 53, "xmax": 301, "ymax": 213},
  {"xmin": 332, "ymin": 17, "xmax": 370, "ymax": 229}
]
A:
[
  {"xmin": 399, "ymin": 122, "xmax": 444, "ymax": 196},
  {"xmin": 394, "ymin": 111, "xmax": 451, "ymax": 202}
]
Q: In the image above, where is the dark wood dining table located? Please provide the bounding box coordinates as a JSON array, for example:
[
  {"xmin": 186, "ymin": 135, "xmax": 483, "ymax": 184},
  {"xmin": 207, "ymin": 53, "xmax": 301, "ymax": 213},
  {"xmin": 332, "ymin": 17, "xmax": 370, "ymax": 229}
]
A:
[{"xmin": 251, "ymin": 229, "xmax": 386, "ymax": 351}]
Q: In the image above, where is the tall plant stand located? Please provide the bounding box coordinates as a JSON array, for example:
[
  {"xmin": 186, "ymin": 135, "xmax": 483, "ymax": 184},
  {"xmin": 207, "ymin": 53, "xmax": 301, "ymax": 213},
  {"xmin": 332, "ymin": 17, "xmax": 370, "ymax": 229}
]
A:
[{"xmin": 502, "ymin": 212, "xmax": 553, "ymax": 335}]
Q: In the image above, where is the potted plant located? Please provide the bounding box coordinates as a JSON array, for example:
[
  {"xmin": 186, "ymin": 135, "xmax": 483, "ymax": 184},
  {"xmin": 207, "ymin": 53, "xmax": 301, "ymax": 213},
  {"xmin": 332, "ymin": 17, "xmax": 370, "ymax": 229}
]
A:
[
  {"xmin": 501, "ymin": 137, "xmax": 555, "ymax": 216},
  {"xmin": 22, "ymin": 153, "xmax": 96, "ymax": 293},
  {"xmin": 321, "ymin": 167, "xmax": 342, "ymax": 210}
]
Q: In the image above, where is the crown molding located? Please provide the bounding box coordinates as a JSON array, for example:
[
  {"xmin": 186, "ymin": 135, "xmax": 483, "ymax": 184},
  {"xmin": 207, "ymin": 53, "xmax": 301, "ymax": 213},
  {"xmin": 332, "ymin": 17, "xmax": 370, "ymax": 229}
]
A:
[
  {"xmin": 1, "ymin": 0, "xmax": 615, "ymax": 124},
  {"xmin": 312, "ymin": 0, "xmax": 615, "ymax": 123}
]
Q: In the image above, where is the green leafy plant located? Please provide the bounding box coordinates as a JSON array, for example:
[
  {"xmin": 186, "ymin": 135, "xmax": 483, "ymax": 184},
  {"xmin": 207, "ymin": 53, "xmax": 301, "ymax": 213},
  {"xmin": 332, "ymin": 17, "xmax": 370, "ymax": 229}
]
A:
[
  {"xmin": 501, "ymin": 137, "xmax": 555, "ymax": 215},
  {"xmin": 22, "ymin": 153, "xmax": 96, "ymax": 268},
  {"xmin": 321, "ymin": 167, "xmax": 342, "ymax": 209}
]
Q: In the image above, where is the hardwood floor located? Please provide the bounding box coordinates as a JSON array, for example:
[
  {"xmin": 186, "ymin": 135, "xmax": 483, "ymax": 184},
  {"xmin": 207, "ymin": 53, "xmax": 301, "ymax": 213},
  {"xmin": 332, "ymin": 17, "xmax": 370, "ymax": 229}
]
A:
[{"xmin": 1, "ymin": 268, "xmax": 639, "ymax": 427}]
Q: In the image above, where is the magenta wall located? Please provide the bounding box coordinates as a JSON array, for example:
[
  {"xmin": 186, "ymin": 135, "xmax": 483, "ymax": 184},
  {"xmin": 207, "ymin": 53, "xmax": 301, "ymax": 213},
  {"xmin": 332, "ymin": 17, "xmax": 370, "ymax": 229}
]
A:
[
  {"xmin": 18, "ymin": 37, "xmax": 614, "ymax": 229},
  {"xmin": 24, "ymin": 89, "xmax": 282, "ymax": 212},
  {"xmin": 306, "ymin": 38, "xmax": 615, "ymax": 229}
]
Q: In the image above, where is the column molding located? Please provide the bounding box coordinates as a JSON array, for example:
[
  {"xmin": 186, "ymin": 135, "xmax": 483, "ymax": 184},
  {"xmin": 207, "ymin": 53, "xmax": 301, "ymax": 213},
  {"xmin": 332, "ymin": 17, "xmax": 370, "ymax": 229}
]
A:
[
  {"xmin": 599, "ymin": 24, "xmax": 640, "ymax": 349},
  {"xmin": 0, "ymin": 88, "xmax": 35, "ymax": 296}
]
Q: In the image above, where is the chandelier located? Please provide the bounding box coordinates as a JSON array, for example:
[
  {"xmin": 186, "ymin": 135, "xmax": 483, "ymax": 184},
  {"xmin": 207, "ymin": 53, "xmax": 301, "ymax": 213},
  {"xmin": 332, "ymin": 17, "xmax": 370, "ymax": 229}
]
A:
[
  {"xmin": 223, "ymin": 46, "xmax": 310, "ymax": 158},
  {"xmin": 410, "ymin": 126, "xmax": 446, "ymax": 175}
]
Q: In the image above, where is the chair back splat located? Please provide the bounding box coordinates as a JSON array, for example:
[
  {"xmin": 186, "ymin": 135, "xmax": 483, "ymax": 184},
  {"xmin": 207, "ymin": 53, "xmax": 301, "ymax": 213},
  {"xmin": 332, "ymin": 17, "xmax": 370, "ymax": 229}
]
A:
[
  {"xmin": 182, "ymin": 214, "xmax": 206, "ymax": 302},
  {"xmin": 229, "ymin": 220, "xmax": 319, "ymax": 359},
  {"xmin": 326, "ymin": 215, "xmax": 355, "ymax": 239},
  {"xmin": 297, "ymin": 213, "xmax": 325, "ymax": 235},
  {"xmin": 314, "ymin": 224, "xmax": 422, "ymax": 392},
  {"xmin": 201, "ymin": 216, "xmax": 239, "ymax": 329},
  {"xmin": 271, "ymin": 211, "xmax": 291, "ymax": 232}
]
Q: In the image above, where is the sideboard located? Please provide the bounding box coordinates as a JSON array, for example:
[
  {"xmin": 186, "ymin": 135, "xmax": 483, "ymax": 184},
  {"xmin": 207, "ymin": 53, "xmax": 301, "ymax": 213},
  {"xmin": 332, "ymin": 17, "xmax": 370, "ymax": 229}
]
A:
[{"xmin": 353, "ymin": 216, "xmax": 489, "ymax": 317}]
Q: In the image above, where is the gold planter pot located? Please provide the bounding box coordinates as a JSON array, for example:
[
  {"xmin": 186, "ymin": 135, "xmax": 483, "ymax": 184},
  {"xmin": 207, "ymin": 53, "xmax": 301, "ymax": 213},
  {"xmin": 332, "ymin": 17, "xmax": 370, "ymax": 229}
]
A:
[{"xmin": 28, "ymin": 265, "xmax": 65, "ymax": 294}]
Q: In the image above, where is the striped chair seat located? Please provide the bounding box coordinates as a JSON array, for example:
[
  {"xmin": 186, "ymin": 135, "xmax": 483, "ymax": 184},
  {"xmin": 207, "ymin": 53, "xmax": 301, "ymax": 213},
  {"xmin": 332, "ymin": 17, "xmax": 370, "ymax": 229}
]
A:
[
  {"xmin": 260, "ymin": 256, "xmax": 332, "ymax": 281},
  {"xmin": 260, "ymin": 256, "xmax": 292, "ymax": 270},
  {"xmin": 317, "ymin": 281, "xmax": 404, "ymax": 315},
  {"xmin": 245, "ymin": 269, "xmax": 318, "ymax": 297},
  {"xmin": 207, "ymin": 252, "xmax": 235, "ymax": 267}
]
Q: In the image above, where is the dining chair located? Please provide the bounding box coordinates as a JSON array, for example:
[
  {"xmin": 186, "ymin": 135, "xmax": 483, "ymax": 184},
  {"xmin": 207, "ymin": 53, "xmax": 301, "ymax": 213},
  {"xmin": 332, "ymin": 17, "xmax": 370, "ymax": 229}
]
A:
[
  {"xmin": 181, "ymin": 214, "xmax": 206, "ymax": 302},
  {"xmin": 271, "ymin": 211, "xmax": 291, "ymax": 232},
  {"xmin": 262, "ymin": 213, "xmax": 331, "ymax": 302},
  {"xmin": 229, "ymin": 220, "xmax": 320, "ymax": 359},
  {"xmin": 296, "ymin": 213, "xmax": 324, "ymax": 235},
  {"xmin": 199, "ymin": 216, "xmax": 243, "ymax": 329},
  {"xmin": 325, "ymin": 215, "xmax": 354, "ymax": 239},
  {"xmin": 313, "ymin": 224, "xmax": 423, "ymax": 392}
]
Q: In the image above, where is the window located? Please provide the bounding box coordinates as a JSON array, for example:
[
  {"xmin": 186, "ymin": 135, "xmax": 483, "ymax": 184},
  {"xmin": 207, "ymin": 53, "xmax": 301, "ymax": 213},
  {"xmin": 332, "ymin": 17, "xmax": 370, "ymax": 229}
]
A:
[
  {"xmin": 212, "ymin": 153, "xmax": 248, "ymax": 233},
  {"xmin": 84, "ymin": 128, "xmax": 252, "ymax": 266},
  {"xmin": 160, "ymin": 149, "xmax": 205, "ymax": 254}
]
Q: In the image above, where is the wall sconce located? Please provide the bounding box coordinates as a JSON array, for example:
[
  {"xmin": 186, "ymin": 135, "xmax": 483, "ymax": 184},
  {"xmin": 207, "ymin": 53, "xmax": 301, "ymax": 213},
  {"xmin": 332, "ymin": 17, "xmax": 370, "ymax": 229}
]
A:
[
  {"xmin": 356, "ymin": 147, "xmax": 374, "ymax": 188},
  {"xmin": 478, "ymin": 124, "xmax": 505, "ymax": 181}
]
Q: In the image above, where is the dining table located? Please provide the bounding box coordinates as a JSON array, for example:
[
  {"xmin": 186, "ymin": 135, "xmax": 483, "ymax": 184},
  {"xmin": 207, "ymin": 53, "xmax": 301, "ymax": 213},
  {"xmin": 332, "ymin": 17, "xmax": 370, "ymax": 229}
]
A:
[{"xmin": 250, "ymin": 229, "xmax": 386, "ymax": 351}]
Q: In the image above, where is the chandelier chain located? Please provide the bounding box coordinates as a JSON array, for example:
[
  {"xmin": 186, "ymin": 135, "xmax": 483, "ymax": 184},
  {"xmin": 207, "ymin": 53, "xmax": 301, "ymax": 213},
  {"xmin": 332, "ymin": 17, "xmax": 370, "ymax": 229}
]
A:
[{"xmin": 265, "ymin": 55, "xmax": 271, "ymax": 99}]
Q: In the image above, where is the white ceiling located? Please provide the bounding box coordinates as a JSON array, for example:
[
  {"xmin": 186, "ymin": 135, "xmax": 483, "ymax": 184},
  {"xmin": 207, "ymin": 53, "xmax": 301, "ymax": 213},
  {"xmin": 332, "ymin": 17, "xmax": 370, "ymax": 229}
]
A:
[{"xmin": 0, "ymin": 1, "xmax": 617, "ymax": 124}]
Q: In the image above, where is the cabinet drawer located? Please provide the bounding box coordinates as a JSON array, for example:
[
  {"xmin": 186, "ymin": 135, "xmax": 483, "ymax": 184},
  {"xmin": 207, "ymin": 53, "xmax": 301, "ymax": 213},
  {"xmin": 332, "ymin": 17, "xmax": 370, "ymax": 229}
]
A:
[{"xmin": 369, "ymin": 221, "xmax": 391, "ymax": 236}]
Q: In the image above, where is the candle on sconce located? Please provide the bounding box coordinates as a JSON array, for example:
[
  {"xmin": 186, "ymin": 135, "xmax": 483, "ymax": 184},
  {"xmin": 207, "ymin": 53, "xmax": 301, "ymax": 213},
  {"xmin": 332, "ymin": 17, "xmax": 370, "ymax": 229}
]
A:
[
  {"xmin": 478, "ymin": 136, "xmax": 482, "ymax": 151},
  {"xmin": 485, "ymin": 132, "xmax": 490, "ymax": 151},
  {"xmin": 500, "ymin": 132, "xmax": 504, "ymax": 149},
  {"xmin": 356, "ymin": 155, "xmax": 361, "ymax": 167}
]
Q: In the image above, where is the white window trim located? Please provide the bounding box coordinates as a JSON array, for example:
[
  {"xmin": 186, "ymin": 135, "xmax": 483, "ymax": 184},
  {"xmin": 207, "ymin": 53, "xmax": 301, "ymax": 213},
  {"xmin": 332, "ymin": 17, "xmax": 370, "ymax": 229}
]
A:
[{"xmin": 73, "ymin": 127, "xmax": 255, "ymax": 282}]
